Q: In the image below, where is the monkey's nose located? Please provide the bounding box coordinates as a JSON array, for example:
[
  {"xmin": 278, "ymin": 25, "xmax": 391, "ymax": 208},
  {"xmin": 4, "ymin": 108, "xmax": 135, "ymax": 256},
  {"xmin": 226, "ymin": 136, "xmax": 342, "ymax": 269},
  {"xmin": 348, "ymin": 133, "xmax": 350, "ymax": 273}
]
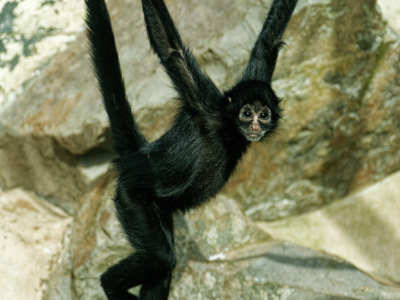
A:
[{"xmin": 251, "ymin": 122, "xmax": 260, "ymax": 132}]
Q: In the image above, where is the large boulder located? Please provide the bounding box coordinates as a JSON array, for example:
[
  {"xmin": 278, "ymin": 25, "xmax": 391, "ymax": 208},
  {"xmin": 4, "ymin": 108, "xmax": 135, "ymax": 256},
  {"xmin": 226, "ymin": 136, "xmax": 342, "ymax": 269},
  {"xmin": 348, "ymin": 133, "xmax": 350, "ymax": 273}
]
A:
[
  {"xmin": 170, "ymin": 242, "xmax": 400, "ymax": 300},
  {"xmin": 260, "ymin": 171, "xmax": 400, "ymax": 286},
  {"xmin": 224, "ymin": 0, "xmax": 400, "ymax": 221},
  {"xmin": 0, "ymin": 189, "xmax": 72, "ymax": 300}
]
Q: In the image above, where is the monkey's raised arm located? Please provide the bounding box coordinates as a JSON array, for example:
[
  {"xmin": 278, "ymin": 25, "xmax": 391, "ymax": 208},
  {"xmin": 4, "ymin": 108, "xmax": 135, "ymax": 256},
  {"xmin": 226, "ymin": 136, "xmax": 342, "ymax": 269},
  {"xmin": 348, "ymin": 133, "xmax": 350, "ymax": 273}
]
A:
[
  {"xmin": 142, "ymin": 0, "xmax": 222, "ymax": 113},
  {"xmin": 242, "ymin": 0, "xmax": 298, "ymax": 83},
  {"xmin": 85, "ymin": 0, "xmax": 147, "ymax": 155}
]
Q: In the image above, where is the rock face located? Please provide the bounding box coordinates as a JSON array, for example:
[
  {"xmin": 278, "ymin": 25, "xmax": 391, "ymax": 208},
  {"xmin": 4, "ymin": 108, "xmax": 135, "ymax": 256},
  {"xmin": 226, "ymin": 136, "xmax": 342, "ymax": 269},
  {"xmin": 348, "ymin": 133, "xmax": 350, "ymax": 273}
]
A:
[
  {"xmin": 225, "ymin": 0, "xmax": 400, "ymax": 221},
  {"xmin": 170, "ymin": 242, "xmax": 400, "ymax": 300},
  {"xmin": 0, "ymin": 0, "xmax": 400, "ymax": 299},
  {"xmin": 0, "ymin": 189, "xmax": 72, "ymax": 300},
  {"xmin": 260, "ymin": 171, "xmax": 400, "ymax": 287}
]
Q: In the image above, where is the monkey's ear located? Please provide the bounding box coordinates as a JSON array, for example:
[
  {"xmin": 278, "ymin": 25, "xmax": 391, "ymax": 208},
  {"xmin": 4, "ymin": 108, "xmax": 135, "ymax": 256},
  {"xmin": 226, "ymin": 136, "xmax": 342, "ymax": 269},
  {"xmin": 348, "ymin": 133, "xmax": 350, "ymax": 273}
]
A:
[
  {"xmin": 142, "ymin": 0, "xmax": 222, "ymax": 112},
  {"xmin": 241, "ymin": 0, "xmax": 298, "ymax": 83}
]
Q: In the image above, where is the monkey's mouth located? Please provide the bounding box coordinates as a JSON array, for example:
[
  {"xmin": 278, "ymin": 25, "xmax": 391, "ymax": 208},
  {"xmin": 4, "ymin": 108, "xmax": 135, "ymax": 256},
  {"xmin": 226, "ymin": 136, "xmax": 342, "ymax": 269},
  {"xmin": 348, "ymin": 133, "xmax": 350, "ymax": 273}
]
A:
[{"xmin": 245, "ymin": 131, "xmax": 264, "ymax": 142}]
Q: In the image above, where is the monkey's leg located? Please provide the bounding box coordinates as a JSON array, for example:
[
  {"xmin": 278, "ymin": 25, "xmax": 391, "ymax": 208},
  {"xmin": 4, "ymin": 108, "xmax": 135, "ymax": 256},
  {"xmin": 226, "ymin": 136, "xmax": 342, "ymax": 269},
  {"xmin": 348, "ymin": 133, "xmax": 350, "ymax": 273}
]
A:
[
  {"xmin": 139, "ymin": 209, "xmax": 175, "ymax": 300},
  {"xmin": 101, "ymin": 254, "xmax": 140, "ymax": 300},
  {"xmin": 139, "ymin": 272, "xmax": 173, "ymax": 300},
  {"xmin": 101, "ymin": 193, "xmax": 175, "ymax": 300},
  {"xmin": 101, "ymin": 250, "xmax": 174, "ymax": 300}
]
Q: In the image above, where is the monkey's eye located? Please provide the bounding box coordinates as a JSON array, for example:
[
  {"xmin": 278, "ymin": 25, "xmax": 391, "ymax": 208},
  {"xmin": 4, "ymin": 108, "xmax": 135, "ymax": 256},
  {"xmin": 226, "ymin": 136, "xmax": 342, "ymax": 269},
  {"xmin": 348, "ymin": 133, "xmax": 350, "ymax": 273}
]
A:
[
  {"xmin": 258, "ymin": 108, "xmax": 271, "ymax": 122},
  {"xmin": 239, "ymin": 109, "xmax": 253, "ymax": 121},
  {"xmin": 243, "ymin": 110, "xmax": 252, "ymax": 118}
]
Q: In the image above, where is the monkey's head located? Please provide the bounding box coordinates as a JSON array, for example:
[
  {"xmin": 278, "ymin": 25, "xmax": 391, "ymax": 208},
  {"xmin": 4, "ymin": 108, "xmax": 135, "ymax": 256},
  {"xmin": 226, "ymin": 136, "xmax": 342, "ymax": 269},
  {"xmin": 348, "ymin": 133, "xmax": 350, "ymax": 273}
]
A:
[{"xmin": 224, "ymin": 80, "xmax": 281, "ymax": 142}]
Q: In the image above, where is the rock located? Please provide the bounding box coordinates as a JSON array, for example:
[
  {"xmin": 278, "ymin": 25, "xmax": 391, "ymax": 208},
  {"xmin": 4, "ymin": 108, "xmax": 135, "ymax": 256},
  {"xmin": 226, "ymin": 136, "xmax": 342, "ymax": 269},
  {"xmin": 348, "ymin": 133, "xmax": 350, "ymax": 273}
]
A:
[
  {"xmin": 224, "ymin": 0, "xmax": 400, "ymax": 221},
  {"xmin": 260, "ymin": 171, "xmax": 400, "ymax": 286},
  {"xmin": 0, "ymin": 0, "xmax": 107, "ymax": 213},
  {"xmin": 72, "ymin": 174, "xmax": 134, "ymax": 299},
  {"xmin": 170, "ymin": 242, "xmax": 400, "ymax": 300},
  {"xmin": 0, "ymin": 0, "xmax": 85, "ymax": 104},
  {"xmin": 379, "ymin": 0, "xmax": 400, "ymax": 34},
  {"xmin": 0, "ymin": 127, "xmax": 91, "ymax": 214},
  {"xmin": 0, "ymin": 188, "xmax": 72, "ymax": 300},
  {"xmin": 182, "ymin": 195, "xmax": 271, "ymax": 260}
]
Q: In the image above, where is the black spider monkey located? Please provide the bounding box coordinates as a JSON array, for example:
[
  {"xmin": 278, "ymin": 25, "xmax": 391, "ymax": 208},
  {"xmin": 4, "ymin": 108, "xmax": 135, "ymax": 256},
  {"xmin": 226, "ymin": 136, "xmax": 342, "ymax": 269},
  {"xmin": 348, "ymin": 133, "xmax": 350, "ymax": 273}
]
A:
[{"xmin": 85, "ymin": 0, "xmax": 298, "ymax": 299}]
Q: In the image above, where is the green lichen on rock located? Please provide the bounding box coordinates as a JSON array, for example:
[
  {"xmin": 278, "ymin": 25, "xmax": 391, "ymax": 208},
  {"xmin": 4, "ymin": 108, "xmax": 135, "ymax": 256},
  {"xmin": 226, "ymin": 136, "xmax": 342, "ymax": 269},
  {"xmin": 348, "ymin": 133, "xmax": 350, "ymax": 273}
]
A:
[{"xmin": 0, "ymin": 2, "xmax": 18, "ymax": 34}]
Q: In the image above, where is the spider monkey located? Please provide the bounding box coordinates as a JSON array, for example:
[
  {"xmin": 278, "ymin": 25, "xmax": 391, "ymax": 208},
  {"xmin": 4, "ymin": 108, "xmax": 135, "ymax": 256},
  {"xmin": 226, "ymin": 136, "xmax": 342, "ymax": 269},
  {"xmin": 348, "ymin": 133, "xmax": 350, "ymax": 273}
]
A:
[{"xmin": 85, "ymin": 0, "xmax": 298, "ymax": 299}]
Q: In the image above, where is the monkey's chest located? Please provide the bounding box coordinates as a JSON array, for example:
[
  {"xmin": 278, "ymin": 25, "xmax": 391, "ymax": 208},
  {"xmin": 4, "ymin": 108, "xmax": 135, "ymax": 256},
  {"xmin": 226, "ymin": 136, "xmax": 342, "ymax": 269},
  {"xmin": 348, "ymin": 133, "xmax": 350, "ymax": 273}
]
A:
[
  {"xmin": 150, "ymin": 130, "xmax": 235, "ymax": 211},
  {"xmin": 170, "ymin": 146, "xmax": 230, "ymax": 211}
]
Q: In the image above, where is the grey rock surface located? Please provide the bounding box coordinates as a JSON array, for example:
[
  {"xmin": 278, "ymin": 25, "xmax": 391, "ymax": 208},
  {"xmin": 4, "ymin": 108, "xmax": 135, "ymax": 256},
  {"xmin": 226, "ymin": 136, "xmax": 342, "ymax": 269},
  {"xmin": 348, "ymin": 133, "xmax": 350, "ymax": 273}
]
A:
[
  {"xmin": 170, "ymin": 242, "xmax": 400, "ymax": 300},
  {"xmin": 261, "ymin": 171, "xmax": 400, "ymax": 286}
]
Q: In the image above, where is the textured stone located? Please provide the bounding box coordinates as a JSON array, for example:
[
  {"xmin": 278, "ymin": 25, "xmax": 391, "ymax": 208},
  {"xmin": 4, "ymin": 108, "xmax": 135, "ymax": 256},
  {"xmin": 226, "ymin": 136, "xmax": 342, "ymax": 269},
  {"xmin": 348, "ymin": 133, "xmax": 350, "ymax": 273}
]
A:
[
  {"xmin": 0, "ymin": 0, "xmax": 84, "ymax": 104},
  {"xmin": 0, "ymin": 127, "xmax": 90, "ymax": 213},
  {"xmin": 72, "ymin": 174, "xmax": 133, "ymax": 300},
  {"xmin": 182, "ymin": 195, "xmax": 271, "ymax": 260},
  {"xmin": 0, "ymin": 188, "xmax": 72, "ymax": 300},
  {"xmin": 224, "ymin": 0, "xmax": 400, "ymax": 221},
  {"xmin": 170, "ymin": 242, "xmax": 400, "ymax": 300},
  {"xmin": 379, "ymin": 0, "xmax": 400, "ymax": 34},
  {"xmin": 260, "ymin": 171, "xmax": 400, "ymax": 286}
]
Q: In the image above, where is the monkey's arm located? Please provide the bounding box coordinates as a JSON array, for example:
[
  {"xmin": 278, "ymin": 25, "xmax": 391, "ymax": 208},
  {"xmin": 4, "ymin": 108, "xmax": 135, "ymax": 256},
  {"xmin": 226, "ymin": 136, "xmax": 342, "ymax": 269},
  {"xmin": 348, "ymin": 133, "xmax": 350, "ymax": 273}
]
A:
[
  {"xmin": 242, "ymin": 0, "xmax": 298, "ymax": 83},
  {"xmin": 142, "ymin": 0, "xmax": 222, "ymax": 113},
  {"xmin": 85, "ymin": 0, "xmax": 147, "ymax": 155}
]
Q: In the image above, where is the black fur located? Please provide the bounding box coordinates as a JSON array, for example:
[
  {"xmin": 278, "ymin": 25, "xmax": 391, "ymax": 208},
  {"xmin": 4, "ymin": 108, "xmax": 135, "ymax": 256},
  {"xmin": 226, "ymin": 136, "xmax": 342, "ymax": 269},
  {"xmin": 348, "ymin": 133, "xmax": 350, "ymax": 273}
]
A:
[
  {"xmin": 242, "ymin": 0, "xmax": 298, "ymax": 82},
  {"xmin": 85, "ymin": 0, "xmax": 297, "ymax": 299}
]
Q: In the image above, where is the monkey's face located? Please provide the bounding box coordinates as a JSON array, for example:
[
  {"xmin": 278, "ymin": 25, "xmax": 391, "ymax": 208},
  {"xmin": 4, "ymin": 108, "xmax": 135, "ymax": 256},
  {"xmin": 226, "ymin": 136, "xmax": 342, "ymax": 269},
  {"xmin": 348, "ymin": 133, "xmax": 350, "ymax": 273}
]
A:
[
  {"xmin": 224, "ymin": 80, "xmax": 281, "ymax": 142},
  {"xmin": 237, "ymin": 101, "xmax": 272, "ymax": 142}
]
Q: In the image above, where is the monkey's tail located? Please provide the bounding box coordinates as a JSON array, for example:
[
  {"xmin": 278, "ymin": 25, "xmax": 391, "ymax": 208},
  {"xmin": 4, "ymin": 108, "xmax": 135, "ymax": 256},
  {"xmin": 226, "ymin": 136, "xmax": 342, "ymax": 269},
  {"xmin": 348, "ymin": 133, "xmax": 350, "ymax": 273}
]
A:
[{"xmin": 85, "ymin": 0, "xmax": 147, "ymax": 155}]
